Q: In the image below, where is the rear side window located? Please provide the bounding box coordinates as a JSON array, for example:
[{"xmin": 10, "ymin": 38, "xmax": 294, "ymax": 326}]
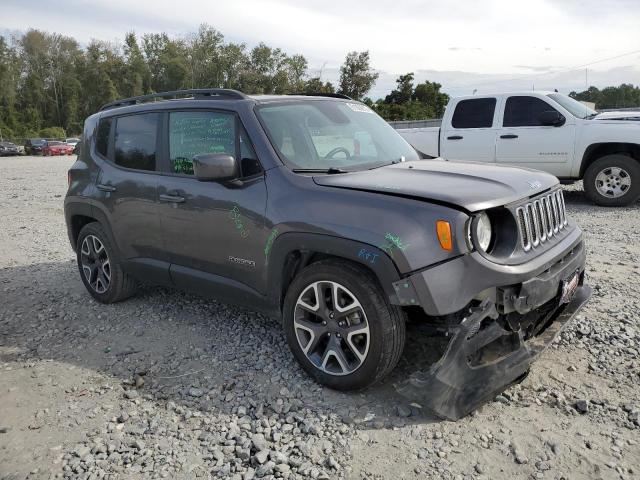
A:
[
  {"xmin": 169, "ymin": 111, "xmax": 236, "ymax": 175},
  {"xmin": 504, "ymin": 96, "xmax": 558, "ymax": 127},
  {"xmin": 95, "ymin": 118, "xmax": 112, "ymax": 158},
  {"xmin": 114, "ymin": 113, "xmax": 159, "ymax": 171},
  {"xmin": 451, "ymin": 98, "xmax": 496, "ymax": 128}
]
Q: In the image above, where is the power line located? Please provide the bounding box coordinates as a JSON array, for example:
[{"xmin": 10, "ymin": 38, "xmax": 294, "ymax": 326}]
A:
[{"xmin": 445, "ymin": 48, "xmax": 640, "ymax": 91}]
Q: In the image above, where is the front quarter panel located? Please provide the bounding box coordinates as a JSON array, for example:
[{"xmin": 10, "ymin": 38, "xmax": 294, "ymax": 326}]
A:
[{"xmin": 264, "ymin": 168, "xmax": 470, "ymax": 276}]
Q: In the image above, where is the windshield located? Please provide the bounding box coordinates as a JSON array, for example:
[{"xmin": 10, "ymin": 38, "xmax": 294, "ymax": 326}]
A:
[
  {"xmin": 30, "ymin": 139, "xmax": 46, "ymax": 145},
  {"xmin": 256, "ymin": 100, "xmax": 419, "ymax": 171},
  {"xmin": 48, "ymin": 141, "xmax": 63, "ymax": 146},
  {"xmin": 547, "ymin": 93, "xmax": 597, "ymax": 119}
]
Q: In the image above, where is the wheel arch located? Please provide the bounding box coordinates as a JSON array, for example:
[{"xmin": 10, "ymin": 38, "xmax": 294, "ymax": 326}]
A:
[
  {"xmin": 64, "ymin": 200, "xmax": 118, "ymax": 253},
  {"xmin": 580, "ymin": 142, "xmax": 640, "ymax": 178},
  {"xmin": 266, "ymin": 232, "xmax": 402, "ymax": 316}
]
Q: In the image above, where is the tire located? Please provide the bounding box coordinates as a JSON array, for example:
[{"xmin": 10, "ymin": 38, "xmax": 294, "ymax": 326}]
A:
[
  {"xmin": 283, "ymin": 260, "xmax": 406, "ymax": 390},
  {"xmin": 583, "ymin": 154, "xmax": 640, "ymax": 206},
  {"xmin": 76, "ymin": 222, "xmax": 138, "ymax": 303}
]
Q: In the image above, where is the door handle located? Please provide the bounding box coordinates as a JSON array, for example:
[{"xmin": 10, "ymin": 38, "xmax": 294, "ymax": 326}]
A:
[
  {"xmin": 447, "ymin": 135, "xmax": 463, "ymax": 140},
  {"xmin": 96, "ymin": 183, "xmax": 116, "ymax": 192},
  {"xmin": 500, "ymin": 134, "xmax": 519, "ymax": 139},
  {"xmin": 159, "ymin": 193, "xmax": 185, "ymax": 203}
]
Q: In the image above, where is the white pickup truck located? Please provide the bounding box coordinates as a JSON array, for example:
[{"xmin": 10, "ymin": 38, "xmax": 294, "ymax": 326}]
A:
[{"xmin": 398, "ymin": 91, "xmax": 640, "ymax": 206}]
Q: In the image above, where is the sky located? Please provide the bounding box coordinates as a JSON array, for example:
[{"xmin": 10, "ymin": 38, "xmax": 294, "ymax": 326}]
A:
[{"xmin": 2, "ymin": 0, "xmax": 640, "ymax": 99}]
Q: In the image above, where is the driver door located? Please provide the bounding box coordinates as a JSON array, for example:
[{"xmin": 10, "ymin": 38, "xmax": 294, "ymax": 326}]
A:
[
  {"xmin": 496, "ymin": 95, "xmax": 575, "ymax": 176},
  {"xmin": 156, "ymin": 109, "xmax": 268, "ymax": 295}
]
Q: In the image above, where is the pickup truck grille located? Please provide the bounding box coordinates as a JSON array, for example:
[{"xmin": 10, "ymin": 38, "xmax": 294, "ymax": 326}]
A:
[{"xmin": 515, "ymin": 190, "xmax": 567, "ymax": 252}]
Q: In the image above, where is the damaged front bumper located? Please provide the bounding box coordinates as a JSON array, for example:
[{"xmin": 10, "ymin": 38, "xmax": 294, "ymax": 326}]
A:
[{"xmin": 396, "ymin": 282, "xmax": 591, "ymax": 420}]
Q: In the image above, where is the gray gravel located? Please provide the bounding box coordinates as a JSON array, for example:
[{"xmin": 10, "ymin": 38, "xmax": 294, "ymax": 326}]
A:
[{"xmin": 1, "ymin": 156, "xmax": 639, "ymax": 479}]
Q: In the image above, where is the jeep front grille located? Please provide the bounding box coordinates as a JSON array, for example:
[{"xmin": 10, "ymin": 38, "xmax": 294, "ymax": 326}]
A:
[{"xmin": 515, "ymin": 190, "xmax": 568, "ymax": 252}]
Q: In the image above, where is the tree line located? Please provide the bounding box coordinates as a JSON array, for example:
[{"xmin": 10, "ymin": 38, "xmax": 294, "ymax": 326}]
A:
[
  {"xmin": 1, "ymin": 25, "xmax": 637, "ymax": 141},
  {"xmin": 569, "ymin": 84, "xmax": 640, "ymax": 110},
  {"xmin": 0, "ymin": 26, "xmax": 451, "ymax": 140}
]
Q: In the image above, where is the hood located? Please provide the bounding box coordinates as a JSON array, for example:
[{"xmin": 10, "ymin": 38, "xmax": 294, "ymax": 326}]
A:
[
  {"xmin": 312, "ymin": 159, "xmax": 558, "ymax": 212},
  {"xmin": 593, "ymin": 111, "xmax": 640, "ymax": 122}
]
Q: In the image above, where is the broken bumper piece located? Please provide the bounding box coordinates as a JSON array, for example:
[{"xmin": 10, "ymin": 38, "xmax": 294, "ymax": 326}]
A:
[{"xmin": 395, "ymin": 284, "xmax": 592, "ymax": 420}]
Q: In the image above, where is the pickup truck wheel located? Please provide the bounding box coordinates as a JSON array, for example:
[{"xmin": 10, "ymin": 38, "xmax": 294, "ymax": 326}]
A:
[
  {"xmin": 584, "ymin": 154, "xmax": 640, "ymax": 206},
  {"xmin": 77, "ymin": 222, "xmax": 138, "ymax": 303},
  {"xmin": 283, "ymin": 260, "xmax": 406, "ymax": 390}
]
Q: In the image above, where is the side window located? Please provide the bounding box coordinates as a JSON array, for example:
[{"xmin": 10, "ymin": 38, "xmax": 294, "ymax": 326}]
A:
[
  {"xmin": 240, "ymin": 128, "xmax": 262, "ymax": 177},
  {"xmin": 114, "ymin": 113, "xmax": 159, "ymax": 171},
  {"xmin": 169, "ymin": 111, "xmax": 236, "ymax": 176},
  {"xmin": 451, "ymin": 98, "xmax": 496, "ymax": 129},
  {"xmin": 504, "ymin": 96, "xmax": 558, "ymax": 127},
  {"xmin": 95, "ymin": 118, "xmax": 112, "ymax": 158}
]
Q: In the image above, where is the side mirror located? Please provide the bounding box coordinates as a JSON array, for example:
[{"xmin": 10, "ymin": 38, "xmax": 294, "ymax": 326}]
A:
[
  {"xmin": 539, "ymin": 110, "xmax": 565, "ymax": 127},
  {"xmin": 193, "ymin": 153, "xmax": 239, "ymax": 182}
]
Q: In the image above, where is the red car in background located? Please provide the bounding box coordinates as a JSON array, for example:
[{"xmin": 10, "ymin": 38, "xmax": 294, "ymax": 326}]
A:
[{"xmin": 42, "ymin": 141, "xmax": 75, "ymax": 156}]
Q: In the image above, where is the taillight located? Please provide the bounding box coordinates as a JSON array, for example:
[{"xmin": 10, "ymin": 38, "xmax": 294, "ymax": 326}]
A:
[{"xmin": 67, "ymin": 171, "xmax": 71, "ymax": 188}]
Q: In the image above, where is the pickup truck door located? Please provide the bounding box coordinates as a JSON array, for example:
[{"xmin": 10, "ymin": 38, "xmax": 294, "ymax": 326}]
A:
[
  {"xmin": 440, "ymin": 97, "xmax": 498, "ymax": 163},
  {"xmin": 496, "ymin": 95, "xmax": 575, "ymax": 177}
]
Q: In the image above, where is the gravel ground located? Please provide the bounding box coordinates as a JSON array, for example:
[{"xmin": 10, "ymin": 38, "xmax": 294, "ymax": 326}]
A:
[{"xmin": 1, "ymin": 155, "xmax": 639, "ymax": 480}]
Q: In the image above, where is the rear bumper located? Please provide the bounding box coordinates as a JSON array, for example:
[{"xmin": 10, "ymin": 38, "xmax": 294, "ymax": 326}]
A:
[{"xmin": 396, "ymin": 283, "xmax": 591, "ymax": 419}]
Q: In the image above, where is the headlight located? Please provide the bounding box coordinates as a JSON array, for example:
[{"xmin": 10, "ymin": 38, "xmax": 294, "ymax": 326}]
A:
[{"xmin": 474, "ymin": 212, "xmax": 493, "ymax": 252}]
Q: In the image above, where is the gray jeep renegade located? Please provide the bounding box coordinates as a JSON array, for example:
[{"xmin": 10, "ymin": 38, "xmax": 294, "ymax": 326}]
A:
[{"xmin": 64, "ymin": 89, "xmax": 591, "ymax": 419}]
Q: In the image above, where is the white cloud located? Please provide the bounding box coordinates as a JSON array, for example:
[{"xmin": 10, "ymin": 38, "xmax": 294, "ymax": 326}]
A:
[{"xmin": 2, "ymin": 0, "xmax": 640, "ymax": 97}]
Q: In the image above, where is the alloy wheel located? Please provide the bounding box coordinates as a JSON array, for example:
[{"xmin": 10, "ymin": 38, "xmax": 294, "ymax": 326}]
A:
[
  {"xmin": 80, "ymin": 235, "xmax": 111, "ymax": 294},
  {"xmin": 293, "ymin": 281, "xmax": 370, "ymax": 376},
  {"xmin": 595, "ymin": 167, "xmax": 631, "ymax": 198}
]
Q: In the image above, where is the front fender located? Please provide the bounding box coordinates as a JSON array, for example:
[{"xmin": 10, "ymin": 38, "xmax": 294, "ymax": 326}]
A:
[{"xmin": 265, "ymin": 232, "xmax": 403, "ymax": 311}]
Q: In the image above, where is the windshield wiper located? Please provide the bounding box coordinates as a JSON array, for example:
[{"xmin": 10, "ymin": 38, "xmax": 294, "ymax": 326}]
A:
[
  {"xmin": 292, "ymin": 167, "xmax": 348, "ymax": 174},
  {"xmin": 368, "ymin": 158, "xmax": 405, "ymax": 170},
  {"xmin": 584, "ymin": 112, "xmax": 599, "ymax": 119}
]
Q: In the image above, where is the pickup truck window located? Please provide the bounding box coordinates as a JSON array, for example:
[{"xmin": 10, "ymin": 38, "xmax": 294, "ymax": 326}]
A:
[
  {"xmin": 548, "ymin": 93, "xmax": 597, "ymax": 119},
  {"xmin": 503, "ymin": 96, "xmax": 559, "ymax": 127},
  {"xmin": 451, "ymin": 98, "xmax": 496, "ymax": 129}
]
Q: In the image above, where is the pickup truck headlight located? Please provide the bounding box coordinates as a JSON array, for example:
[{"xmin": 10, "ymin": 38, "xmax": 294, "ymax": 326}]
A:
[{"xmin": 474, "ymin": 212, "xmax": 493, "ymax": 252}]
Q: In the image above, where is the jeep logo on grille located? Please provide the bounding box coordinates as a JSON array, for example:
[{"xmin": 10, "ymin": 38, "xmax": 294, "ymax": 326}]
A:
[{"xmin": 527, "ymin": 180, "xmax": 542, "ymax": 190}]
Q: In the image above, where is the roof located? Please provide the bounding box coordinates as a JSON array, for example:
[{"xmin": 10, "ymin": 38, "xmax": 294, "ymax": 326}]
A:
[
  {"xmin": 99, "ymin": 89, "xmax": 353, "ymax": 114},
  {"xmin": 453, "ymin": 91, "xmax": 557, "ymax": 100}
]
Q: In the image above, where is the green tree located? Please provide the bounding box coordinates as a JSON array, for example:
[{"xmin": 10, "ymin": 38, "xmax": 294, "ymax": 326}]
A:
[
  {"xmin": 385, "ymin": 72, "xmax": 414, "ymax": 104},
  {"xmin": 304, "ymin": 77, "xmax": 335, "ymax": 94},
  {"xmin": 570, "ymin": 84, "xmax": 640, "ymax": 109},
  {"xmin": 142, "ymin": 33, "xmax": 187, "ymax": 92},
  {"xmin": 123, "ymin": 32, "xmax": 150, "ymax": 97},
  {"xmin": 413, "ymin": 80, "xmax": 449, "ymax": 117},
  {"xmin": 185, "ymin": 24, "xmax": 224, "ymax": 89},
  {"xmin": 338, "ymin": 51, "xmax": 378, "ymax": 100}
]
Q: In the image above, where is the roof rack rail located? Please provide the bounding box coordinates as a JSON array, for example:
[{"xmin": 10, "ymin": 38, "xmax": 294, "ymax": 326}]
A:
[
  {"xmin": 289, "ymin": 92, "xmax": 353, "ymax": 100},
  {"xmin": 100, "ymin": 89, "xmax": 248, "ymax": 111}
]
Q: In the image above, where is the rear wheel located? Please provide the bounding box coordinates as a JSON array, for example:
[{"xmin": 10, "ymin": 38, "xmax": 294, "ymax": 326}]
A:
[
  {"xmin": 77, "ymin": 222, "xmax": 138, "ymax": 303},
  {"xmin": 584, "ymin": 154, "xmax": 640, "ymax": 206},
  {"xmin": 283, "ymin": 260, "xmax": 406, "ymax": 390}
]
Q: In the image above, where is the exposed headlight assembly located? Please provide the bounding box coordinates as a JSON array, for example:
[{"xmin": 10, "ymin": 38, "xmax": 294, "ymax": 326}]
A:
[{"xmin": 473, "ymin": 212, "xmax": 493, "ymax": 252}]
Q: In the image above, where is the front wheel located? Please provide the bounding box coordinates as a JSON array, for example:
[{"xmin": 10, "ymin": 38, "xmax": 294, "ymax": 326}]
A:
[
  {"xmin": 583, "ymin": 154, "xmax": 640, "ymax": 206},
  {"xmin": 283, "ymin": 260, "xmax": 406, "ymax": 390}
]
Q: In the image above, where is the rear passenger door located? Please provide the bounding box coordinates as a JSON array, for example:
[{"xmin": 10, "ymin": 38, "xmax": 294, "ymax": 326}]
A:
[
  {"xmin": 496, "ymin": 95, "xmax": 575, "ymax": 175},
  {"xmin": 92, "ymin": 112, "xmax": 171, "ymax": 284},
  {"xmin": 441, "ymin": 97, "xmax": 498, "ymax": 163},
  {"xmin": 156, "ymin": 109, "xmax": 268, "ymax": 295}
]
